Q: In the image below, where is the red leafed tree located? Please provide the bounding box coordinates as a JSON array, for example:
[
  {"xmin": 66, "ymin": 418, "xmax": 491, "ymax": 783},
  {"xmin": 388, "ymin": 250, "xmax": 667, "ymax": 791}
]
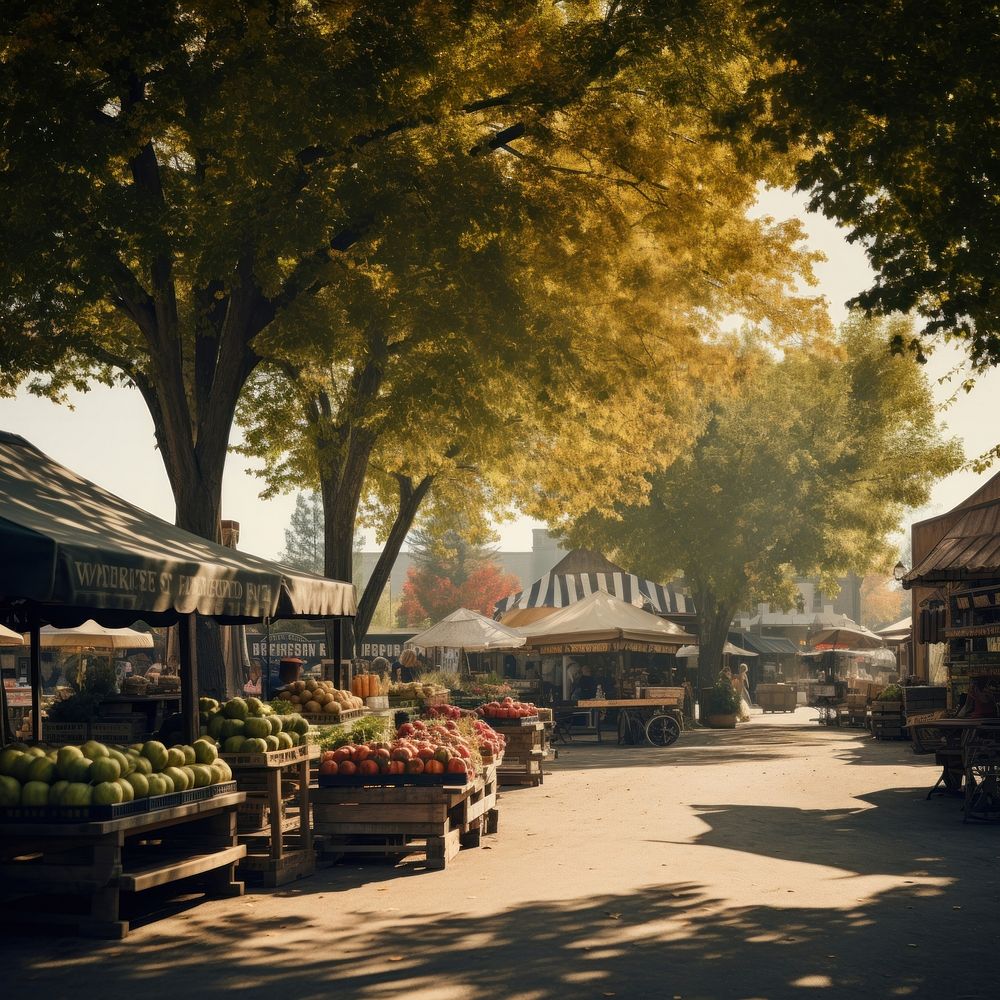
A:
[{"xmin": 396, "ymin": 560, "xmax": 521, "ymax": 627}]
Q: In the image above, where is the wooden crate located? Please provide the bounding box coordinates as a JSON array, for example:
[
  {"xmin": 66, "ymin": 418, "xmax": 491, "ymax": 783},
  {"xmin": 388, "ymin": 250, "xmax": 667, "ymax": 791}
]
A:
[
  {"xmin": 312, "ymin": 767, "xmax": 498, "ymax": 870},
  {"xmin": 230, "ymin": 747, "xmax": 317, "ymax": 887},
  {"xmin": 222, "ymin": 743, "xmax": 317, "ymax": 769},
  {"xmin": 871, "ymin": 701, "xmax": 906, "ymax": 740}
]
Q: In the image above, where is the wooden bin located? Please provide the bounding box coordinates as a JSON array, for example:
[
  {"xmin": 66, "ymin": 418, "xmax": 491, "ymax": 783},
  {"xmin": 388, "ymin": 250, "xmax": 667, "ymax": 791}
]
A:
[
  {"xmin": 312, "ymin": 766, "xmax": 499, "ymax": 871},
  {"xmin": 492, "ymin": 721, "xmax": 546, "ymax": 787},
  {"xmin": 870, "ymin": 701, "xmax": 906, "ymax": 740}
]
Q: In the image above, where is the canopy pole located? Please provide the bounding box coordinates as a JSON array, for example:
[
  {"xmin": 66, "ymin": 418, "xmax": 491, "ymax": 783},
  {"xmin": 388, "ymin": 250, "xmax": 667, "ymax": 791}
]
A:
[
  {"xmin": 178, "ymin": 613, "xmax": 199, "ymax": 744},
  {"xmin": 29, "ymin": 619, "xmax": 41, "ymax": 742}
]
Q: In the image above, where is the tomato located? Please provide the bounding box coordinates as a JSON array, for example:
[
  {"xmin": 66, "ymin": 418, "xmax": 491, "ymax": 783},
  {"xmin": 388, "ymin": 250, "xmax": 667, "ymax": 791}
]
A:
[
  {"xmin": 333, "ymin": 747, "xmax": 351, "ymax": 764},
  {"xmin": 358, "ymin": 759, "xmax": 379, "ymax": 776},
  {"xmin": 319, "ymin": 759, "xmax": 339, "ymax": 775},
  {"xmin": 338, "ymin": 760, "xmax": 357, "ymax": 776},
  {"xmin": 446, "ymin": 757, "xmax": 468, "ymax": 774},
  {"xmin": 405, "ymin": 757, "xmax": 424, "ymax": 774},
  {"xmin": 424, "ymin": 759, "xmax": 444, "ymax": 774}
]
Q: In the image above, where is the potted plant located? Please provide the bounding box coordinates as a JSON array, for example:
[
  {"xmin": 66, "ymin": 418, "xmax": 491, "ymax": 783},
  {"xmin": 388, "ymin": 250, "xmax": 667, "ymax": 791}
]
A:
[{"xmin": 704, "ymin": 675, "xmax": 741, "ymax": 728}]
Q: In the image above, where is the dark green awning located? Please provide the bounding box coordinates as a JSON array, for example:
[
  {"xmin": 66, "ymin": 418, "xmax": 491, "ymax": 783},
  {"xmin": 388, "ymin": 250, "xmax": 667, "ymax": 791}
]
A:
[{"xmin": 0, "ymin": 431, "xmax": 355, "ymax": 626}]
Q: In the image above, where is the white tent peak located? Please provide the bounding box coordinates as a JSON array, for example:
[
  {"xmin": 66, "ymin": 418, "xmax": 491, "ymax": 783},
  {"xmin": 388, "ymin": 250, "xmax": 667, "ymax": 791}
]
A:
[{"xmin": 407, "ymin": 608, "xmax": 525, "ymax": 651}]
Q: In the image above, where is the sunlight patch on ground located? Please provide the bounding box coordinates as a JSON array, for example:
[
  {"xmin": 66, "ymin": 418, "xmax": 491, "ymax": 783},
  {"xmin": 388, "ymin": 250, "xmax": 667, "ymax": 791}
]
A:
[{"xmin": 791, "ymin": 974, "xmax": 833, "ymax": 987}]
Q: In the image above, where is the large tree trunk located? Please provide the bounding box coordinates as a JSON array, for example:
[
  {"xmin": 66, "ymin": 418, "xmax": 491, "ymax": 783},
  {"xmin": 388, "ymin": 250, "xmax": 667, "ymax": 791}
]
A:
[{"xmin": 694, "ymin": 586, "xmax": 737, "ymax": 708}]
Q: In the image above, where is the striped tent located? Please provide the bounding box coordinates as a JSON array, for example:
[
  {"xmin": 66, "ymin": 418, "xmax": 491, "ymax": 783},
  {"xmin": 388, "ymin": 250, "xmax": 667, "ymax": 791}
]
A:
[{"xmin": 494, "ymin": 571, "xmax": 696, "ymax": 618}]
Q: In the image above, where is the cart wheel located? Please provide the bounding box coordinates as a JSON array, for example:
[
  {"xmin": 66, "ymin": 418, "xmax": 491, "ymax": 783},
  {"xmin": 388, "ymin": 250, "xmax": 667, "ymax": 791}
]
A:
[{"xmin": 645, "ymin": 713, "xmax": 681, "ymax": 747}]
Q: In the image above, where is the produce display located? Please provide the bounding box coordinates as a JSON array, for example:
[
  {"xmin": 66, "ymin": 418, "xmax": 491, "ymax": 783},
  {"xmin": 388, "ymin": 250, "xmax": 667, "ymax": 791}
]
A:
[
  {"xmin": 268, "ymin": 679, "xmax": 364, "ymax": 716},
  {"xmin": 351, "ymin": 673, "xmax": 388, "ymax": 698},
  {"xmin": 202, "ymin": 696, "xmax": 309, "ymax": 753},
  {"xmin": 471, "ymin": 718, "xmax": 506, "ymax": 760},
  {"xmin": 389, "ymin": 681, "xmax": 449, "ymax": 703},
  {"xmin": 318, "ymin": 718, "xmax": 476, "ymax": 782},
  {"xmin": 0, "ymin": 737, "xmax": 233, "ymax": 808},
  {"xmin": 477, "ymin": 697, "xmax": 539, "ymax": 721},
  {"xmin": 426, "ymin": 704, "xmax": 463, "ymax": 721}
]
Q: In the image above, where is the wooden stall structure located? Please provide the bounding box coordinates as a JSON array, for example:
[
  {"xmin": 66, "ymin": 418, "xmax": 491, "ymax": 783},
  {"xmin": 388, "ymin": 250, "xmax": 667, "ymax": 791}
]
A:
[
  {"xmin": 226, "ymin": 743, "xmax": 319, "ymax": 887},
  {"xmin": 0, "ymin": 431, "xmax": 355, "ymax": 930},
  {"xmin": 0, "ymin": 792, "xmax": 246, "ymax": 938}
]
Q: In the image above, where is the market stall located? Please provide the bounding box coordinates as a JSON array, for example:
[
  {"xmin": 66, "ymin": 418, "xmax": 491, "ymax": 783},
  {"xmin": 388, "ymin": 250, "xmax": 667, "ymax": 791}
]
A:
[
  {"xmin": 0, "ymin": 430, "xmax": 355, "ymax": 743},
  {"xmin": 0, "ymin": 430, "xmax": 356, "ymax": 930},
  {"xmin": 518, "ymin": 591, "xmax": 695, "ymax": 745}
]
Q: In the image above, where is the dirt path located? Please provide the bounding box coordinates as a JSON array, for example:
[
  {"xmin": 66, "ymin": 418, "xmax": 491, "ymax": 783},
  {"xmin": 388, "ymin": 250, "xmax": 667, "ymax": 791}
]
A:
[{"xmin": 6, "ymin": 710, "xmax": 997, "ymax": 999}]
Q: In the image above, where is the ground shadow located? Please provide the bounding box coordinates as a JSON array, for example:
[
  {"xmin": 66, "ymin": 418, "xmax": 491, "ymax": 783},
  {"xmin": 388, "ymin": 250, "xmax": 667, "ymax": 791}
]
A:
[{"xmin": 5, "ymin": 875, "xmax": 994, "ymax": 999}]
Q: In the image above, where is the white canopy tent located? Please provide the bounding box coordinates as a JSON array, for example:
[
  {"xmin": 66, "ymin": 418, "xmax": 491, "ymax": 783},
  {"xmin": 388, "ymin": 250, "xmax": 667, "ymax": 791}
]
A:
[
  {"xmin": 32, "ymin": 620, "xmax": 155, "ymax": 650},
  {"xmin": 520, "ymin": 591, "xmax": 694, "ymax": 653},
  {"xmin": 676, "ymin": 641, "xmax": 757, "ymax": 659},
  {"xmin": 406, "ymin": 609, "xmax": 525, "ymax": 676},
  {"xmin": 0, "ymin": 623, "xmax": 24, "ymax": 646},
  {"xmin": 407, "ymin": 608, "xmax": 526, "ymax": 652}
]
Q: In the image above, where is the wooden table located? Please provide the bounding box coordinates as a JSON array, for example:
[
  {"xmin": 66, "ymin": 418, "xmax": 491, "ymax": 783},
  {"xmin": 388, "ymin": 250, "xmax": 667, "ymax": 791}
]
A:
[{"xmin": 0, "ymin": 793, "xmax": 246, "ymax": 938}]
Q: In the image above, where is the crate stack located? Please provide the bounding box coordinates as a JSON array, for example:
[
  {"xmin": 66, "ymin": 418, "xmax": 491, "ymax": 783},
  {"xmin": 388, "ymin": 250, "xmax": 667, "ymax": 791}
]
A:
[
  {"xmin": 223, "ymin": 743, "xmax": 319, "ymax": 887},
  {"xmin": 902, "ymin": 686, "xmax": 948, "ymax": 722},
  {"xmin": 493, "ymin": 719, "xmax": 546, "ymax": 787},
  {"xmin": 870, "ymin": 699, "xmax": 906, "ymax": 740}
]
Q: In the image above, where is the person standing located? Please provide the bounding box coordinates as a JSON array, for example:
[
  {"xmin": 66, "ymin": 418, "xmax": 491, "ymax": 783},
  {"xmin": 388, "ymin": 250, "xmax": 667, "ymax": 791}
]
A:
[{"xmin": 398, "ymin": 649, "xmax": 419, "ymax": 683}]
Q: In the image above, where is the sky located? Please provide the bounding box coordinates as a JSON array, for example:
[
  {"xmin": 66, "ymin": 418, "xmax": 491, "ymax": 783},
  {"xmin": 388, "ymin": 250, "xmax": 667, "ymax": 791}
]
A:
[{"xmin": 1, "ymin": 188, "xmax": 997, "ymax": 565}]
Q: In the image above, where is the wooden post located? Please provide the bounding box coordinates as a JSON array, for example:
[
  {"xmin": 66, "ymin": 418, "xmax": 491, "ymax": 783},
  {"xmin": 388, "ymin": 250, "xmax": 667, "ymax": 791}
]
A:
[
  {"xmin": 177, "ymin": 613, "xmax": 200, "ymax": 744},
  {"xmin": 29, "ymin": 619, "xmax": 41, "ymax": 742}
]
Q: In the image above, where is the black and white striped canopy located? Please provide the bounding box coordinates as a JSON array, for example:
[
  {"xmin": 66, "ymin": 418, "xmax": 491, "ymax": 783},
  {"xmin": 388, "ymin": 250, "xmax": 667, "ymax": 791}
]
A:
[{"xmin": 494, "ymin": 572, "xmax": 696, "ymax": 617}]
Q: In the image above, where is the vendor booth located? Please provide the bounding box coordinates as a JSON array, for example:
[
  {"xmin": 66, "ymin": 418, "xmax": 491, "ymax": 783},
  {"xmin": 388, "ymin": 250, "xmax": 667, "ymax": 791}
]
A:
[
  {"xmin": 0, "ymin": 430, "xmax": 356, "ymax": 742},
  {"xmin": 518, "ymin": 591, "xmax": 695, "ymax": 745}
]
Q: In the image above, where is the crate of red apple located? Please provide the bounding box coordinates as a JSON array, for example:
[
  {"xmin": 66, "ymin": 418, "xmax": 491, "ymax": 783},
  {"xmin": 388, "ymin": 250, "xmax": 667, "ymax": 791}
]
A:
[
  {"xmin": 317, "ymin": 718, "xmax": 503, "ymax": 786},
  {"xmin": 477, "ymin": 697, "xmax": 540, "ymax": 725},
  {"xmin": 426, "ymin": 704, "xmax": 506, "ymax": 760}
]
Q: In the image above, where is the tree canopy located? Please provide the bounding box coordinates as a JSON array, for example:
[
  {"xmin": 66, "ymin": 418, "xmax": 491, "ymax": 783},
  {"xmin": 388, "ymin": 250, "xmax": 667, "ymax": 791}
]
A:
[
  {"xmin": 564, "ymin": 314, "xmax": 963, "ymax": 690},
  {"xmin": 746, "ymin": 1, "xmax": 1000, "ymax": 368}
]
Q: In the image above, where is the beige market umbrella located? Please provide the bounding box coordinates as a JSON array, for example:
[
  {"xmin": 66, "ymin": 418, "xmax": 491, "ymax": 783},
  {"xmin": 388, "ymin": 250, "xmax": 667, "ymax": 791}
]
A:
[
  {"xmin": 0, "ymin": 623, "xmax": 24, "ymax": 646},
  {"xmin": 32, "ymin": 620, "xmax": 154, "ymax": 650},
  {"xmin": 809, "ymin": 624, "xmax": 884, "ymax": 650}
]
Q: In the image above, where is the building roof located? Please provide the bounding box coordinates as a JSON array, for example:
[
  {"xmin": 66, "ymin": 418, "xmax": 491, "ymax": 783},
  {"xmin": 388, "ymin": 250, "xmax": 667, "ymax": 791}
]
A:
[
  {"xmin": 547, "ymin": 548, "xmax": 627, "ymax": 576},
  {"xmin": 903, "ymin": 498, "xmax": 1000, "ymax": 588}
]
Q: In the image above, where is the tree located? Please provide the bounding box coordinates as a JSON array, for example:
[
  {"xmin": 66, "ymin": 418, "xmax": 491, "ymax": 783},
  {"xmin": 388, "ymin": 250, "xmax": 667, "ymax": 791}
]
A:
[
  {"xmin": 745, "ymin": 1, "xmax": 1000, "ymax": 368},
  {"xmin": 2, "ymin": 1, "xmax": 722, "ymax": 692},
  {"xmin": 279, "ymin": 492, "xmax": 325, "ymax": 574},
  {"xmin": 233, "ymin": 0, "xmax": 831, "ymax": 644},
  {"xmin": 861, "ymin": 574, "xmax": 906, "ymax": 631},
  {"xmin": 396, "ymin": 526, "xmax": 520, "ymax": 626},
  {"xmin": 564, "ymin": 315, "xmax": 963, "ymax": 696}
]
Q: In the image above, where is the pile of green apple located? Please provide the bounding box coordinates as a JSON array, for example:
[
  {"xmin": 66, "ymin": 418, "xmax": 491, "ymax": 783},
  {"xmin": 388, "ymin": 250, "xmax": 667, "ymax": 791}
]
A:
[
  {"xmin": 201, "ymin": 696, "xmax": 310, "ymax": 754},
  {"xmin": 0, "ymin": 738, "xmax": 233, "ymax": 808}
]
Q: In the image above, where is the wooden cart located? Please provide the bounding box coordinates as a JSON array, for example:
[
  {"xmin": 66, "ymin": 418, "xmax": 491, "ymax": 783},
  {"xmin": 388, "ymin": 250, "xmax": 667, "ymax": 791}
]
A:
[
  {"xmin": 577, "ymin": 690, "xmax": 685, "ymax": 746},
  {"xmin": 0, "ymin": 793, "xmax": 246, "ymax": 938}
]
